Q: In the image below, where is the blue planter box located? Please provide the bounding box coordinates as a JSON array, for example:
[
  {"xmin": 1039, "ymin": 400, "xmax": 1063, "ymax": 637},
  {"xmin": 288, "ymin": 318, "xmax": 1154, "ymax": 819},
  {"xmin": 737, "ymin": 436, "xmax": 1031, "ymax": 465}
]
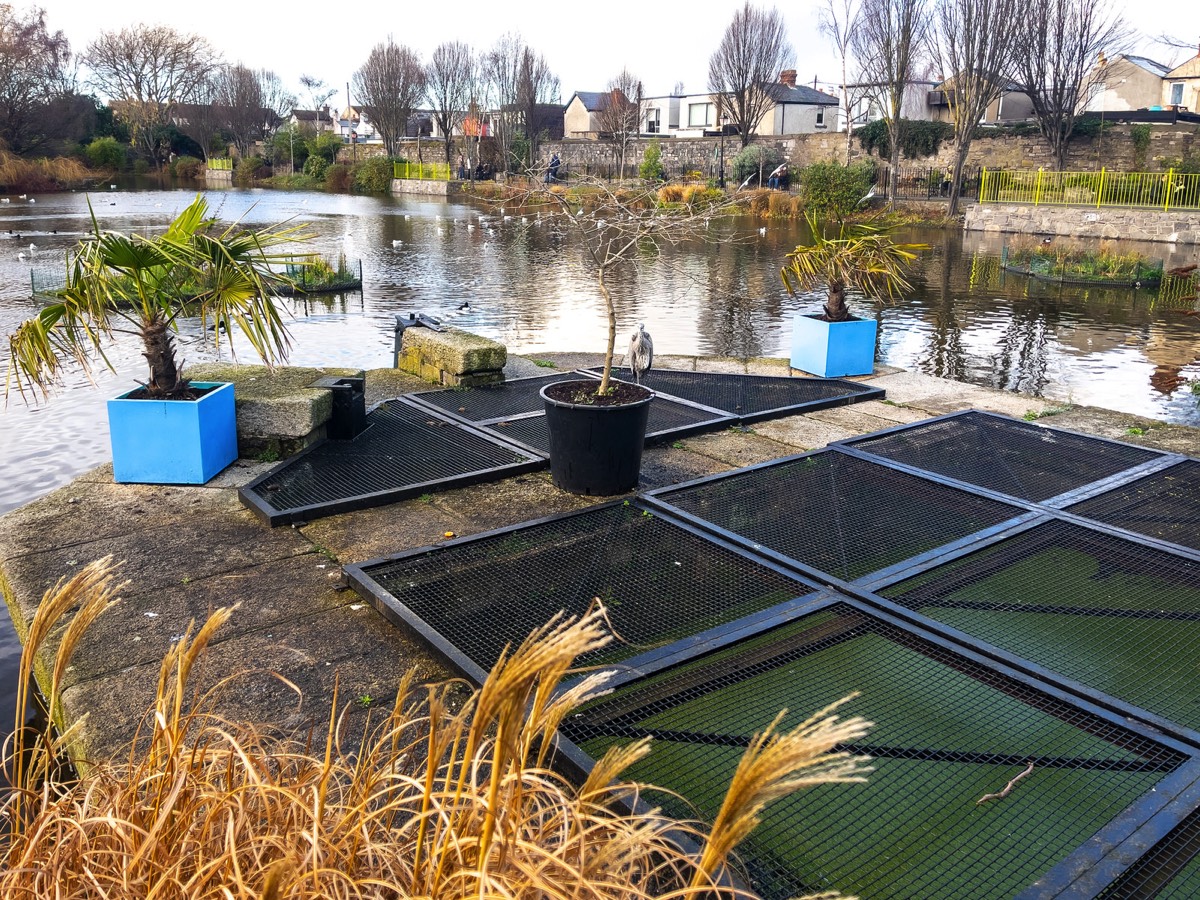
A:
[
  {"xmin": 107, "ymin": 381, "xmax": 238, "ymax": 484},
  {"xmin": 790, "ymin": 313, "xmax": 878, "ymax": 377}
]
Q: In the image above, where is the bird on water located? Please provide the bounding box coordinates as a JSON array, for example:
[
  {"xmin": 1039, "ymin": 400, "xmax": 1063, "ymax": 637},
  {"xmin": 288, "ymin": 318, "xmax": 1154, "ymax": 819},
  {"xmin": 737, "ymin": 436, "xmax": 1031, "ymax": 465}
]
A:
[{"xmin": 628, "ymin": 322, "xmax": 653, "ymax": 385}]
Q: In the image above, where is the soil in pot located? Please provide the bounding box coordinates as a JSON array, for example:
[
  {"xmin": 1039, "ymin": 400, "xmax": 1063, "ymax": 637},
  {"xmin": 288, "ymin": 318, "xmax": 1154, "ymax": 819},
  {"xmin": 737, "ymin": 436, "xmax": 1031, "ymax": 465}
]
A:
[{"xmin": 542, "ymin": 379, "xmax": 649, "ymax": 406}]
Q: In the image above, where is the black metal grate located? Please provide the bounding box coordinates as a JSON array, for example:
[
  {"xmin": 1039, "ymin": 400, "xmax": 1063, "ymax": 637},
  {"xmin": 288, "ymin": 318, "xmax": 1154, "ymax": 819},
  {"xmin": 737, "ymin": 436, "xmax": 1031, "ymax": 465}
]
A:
[
  {"xmin": 653, "ymin": 451, "xmax": 1022, "ymax": 582},
  {"xmin": 882, "ymin": 519, "xmax": 1200, "ymax": 732},
  {"xmin": 409, "ymin": 371, "xmax": 580, "ymax": 423},
  {"xmin": 350, "ymin": 503, "xmax": 811, "ymax": 673},
  {"xmin": 240, "ymin": 400, "xmax": 541, "ymax": 525},
  {"xmin": 1098, "ymin": 804, "xmax": 1200, "ymax": 898},
  {"xmin": 1067, "ymin": 460, "xmax": 1200, "ymax": 553},
  {"xmin": 846, "ymin": 411, "xmax": 1161, "ymax": 502},
  {"xmin": 561, "ymin": 603, "xmax": 1186, "ymax": 900},
  {"xmin": 586, "ymin": 367, "xmax": 881, "ymax": 421}
]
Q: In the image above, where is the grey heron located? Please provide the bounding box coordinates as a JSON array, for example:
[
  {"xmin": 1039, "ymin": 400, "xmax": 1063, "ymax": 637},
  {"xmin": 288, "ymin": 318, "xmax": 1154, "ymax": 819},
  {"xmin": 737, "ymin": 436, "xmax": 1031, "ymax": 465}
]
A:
[{"xmin": 628, "ymin": 322, "xmax": 653, "ymax": 385}]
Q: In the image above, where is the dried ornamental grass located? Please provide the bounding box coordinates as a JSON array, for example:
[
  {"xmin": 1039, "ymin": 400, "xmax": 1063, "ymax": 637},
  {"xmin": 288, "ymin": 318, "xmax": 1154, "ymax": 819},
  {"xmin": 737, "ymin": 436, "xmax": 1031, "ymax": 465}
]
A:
[{"xmin": 1, "ymin": 558, "xmax": 872, "ymax": 899}]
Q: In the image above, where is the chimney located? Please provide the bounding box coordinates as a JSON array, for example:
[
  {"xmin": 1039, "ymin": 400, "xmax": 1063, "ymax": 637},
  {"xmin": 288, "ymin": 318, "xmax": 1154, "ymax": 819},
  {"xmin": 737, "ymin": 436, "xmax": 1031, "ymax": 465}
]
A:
[{"xmin": 780, "ymin": 69, "xmax": 797, "ymax": 87}]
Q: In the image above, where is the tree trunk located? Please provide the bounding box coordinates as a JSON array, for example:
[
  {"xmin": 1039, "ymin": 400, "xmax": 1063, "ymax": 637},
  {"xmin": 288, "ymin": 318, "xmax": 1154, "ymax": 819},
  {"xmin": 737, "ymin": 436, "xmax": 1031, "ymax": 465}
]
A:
[
  {"xmin": 142, "ymin": 316, "xmax": 183, "ymax": 396},
  {"xmin": 824, "ymin": 280, "xmax": 850, "ymax": 321},
  {"xmin": 597, "ymin": 268, "xmax": 617, "ymax": 393},
  {"xmin": 947, "ymin": 139, "xmax": 970, "ymax": 216},
  {"xmin": 888, "ymin": 140, "xmax": 901, "ymax": 210}
]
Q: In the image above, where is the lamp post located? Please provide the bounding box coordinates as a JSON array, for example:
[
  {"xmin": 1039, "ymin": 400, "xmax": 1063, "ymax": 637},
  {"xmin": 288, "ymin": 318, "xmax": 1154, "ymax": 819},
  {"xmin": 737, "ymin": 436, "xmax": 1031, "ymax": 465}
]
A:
[{"xmin": 717, "ymin": 97, "xmax": 727, "ymax": 188}]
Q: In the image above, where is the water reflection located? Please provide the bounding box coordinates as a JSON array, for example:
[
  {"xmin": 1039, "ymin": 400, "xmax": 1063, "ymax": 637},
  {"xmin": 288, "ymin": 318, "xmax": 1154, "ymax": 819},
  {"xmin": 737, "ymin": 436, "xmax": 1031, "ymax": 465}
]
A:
[{"xmin": 0, "ymin": 186, "xmax": 1197, "ymax": 523}]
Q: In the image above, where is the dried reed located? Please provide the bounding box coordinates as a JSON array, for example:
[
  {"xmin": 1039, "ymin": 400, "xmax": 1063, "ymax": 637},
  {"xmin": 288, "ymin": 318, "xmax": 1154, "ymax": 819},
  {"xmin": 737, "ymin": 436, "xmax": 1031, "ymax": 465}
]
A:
[{"xmin": 1, "ymin": 558, "xmax": 872, "ymax": 899}]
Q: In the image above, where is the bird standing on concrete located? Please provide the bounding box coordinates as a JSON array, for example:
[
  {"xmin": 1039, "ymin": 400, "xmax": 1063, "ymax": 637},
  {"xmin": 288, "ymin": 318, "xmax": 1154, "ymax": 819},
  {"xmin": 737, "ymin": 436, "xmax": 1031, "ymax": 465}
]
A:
[{"xmin": 628, "ymin": 322, "xmax": 653, "ymax": 385}]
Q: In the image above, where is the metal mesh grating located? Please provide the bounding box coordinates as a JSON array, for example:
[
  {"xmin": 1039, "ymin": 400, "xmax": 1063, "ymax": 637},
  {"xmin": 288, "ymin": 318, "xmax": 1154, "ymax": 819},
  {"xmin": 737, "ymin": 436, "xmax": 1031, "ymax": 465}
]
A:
[
  {"xmin": 654, "ymin": 451, "xmax": 1022, "ymax": 582},
  {"xmin": 586, "ymin": 367, "xmax": 879, "ymax": 419},
  {"xmin": 241, "ymin": 400, "xmax": 540, "ymax": 524},
  {"xmin": 1067, "ymin": 460, "xmax": 1200, "ymax": 552},
  {"xmin": 882, "ymin": 519, "xmax": 1200, "ymax": 731},
  {"xmin": 411, "ymin": 372, "xmax": 580, "ymax": 423},
  {"xmin": 846, "ymin": 411, "xmax": 1161, "ymax": 502},
  {"xmin": 352, "ymin": 503, "xmax": 810, "ymax": 672},
  {"xmin": 561, "ymin": 602, "xmax": 1186, "ymax": 900},
  {"xmin": 1098, "ymin": 805, "xmax": 1200, "ymax": 899}
]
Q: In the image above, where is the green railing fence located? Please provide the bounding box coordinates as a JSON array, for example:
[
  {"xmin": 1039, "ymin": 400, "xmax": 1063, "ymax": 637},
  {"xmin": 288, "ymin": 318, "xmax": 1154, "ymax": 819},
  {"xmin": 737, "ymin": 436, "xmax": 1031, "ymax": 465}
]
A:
[
  {"xmin": 207, "ymin": 158, "xmax": 233, "ymax": 171},
  {"xmin": 980, "ymin": 167, "xmax": 1200, "ymax": 211},
  {"xmin": 392, "ymin": 161, "xmax": 452, "ymax": 181}
]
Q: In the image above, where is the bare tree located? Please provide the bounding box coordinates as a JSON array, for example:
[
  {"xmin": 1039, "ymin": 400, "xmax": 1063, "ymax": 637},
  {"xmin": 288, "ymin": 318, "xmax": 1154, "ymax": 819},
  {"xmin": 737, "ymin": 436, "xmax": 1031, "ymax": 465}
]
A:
[
  {"xmin": 299, "ymin": 74, "xmax": 335, "ymax": 113},
  {"xmin": 211, "ymin": 65, "xmax": 294, "ymax": 157},
  {"xmin": 85, "ymin": 25, "xmax": 218, "ymax": 166},
  {"xmin": 594, "ymin": 69, "xmax": 642, "ymax": 179},
  {"xmin": 930, "ymin": 0, "xmax": 1019, "ymax": 213},
  {"xmin": 707, "ymin": 2, "xmax": 794, "ymax": 147},
  {"xmin": 426, "ymin": 41, "xmax": 474, "ymax": 164},
  {"xmin": 818, "ymin": 0, "xmax": 862, "ymax": 164},
  {"xmin": 0, "ymin": 4, "xmax": 73, "ymax": 154},
  {"xmin": 1012, "ymin": 0, "xmax": 1130, "ymax": 170},
  {"xmin": 483, "ymin": 34, "xmax": 558, "ymax": 172},
  {"xmin": 852, "ymin": 0, "xmax": 930, "ymax": 204},
  {"xmin": 353, "ymin": 38, "xmax": 426, "ymax": 156}
]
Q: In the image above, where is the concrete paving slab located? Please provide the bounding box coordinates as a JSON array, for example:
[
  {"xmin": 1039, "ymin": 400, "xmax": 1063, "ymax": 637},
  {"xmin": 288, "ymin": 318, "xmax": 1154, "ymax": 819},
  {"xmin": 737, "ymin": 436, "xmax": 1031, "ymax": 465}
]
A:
[
  {"xmin": 2, "ymin": 495, "xmax": 311, "ymax": 642},
  {"xmin": 848, "ymin": 399, "xmax": 931, "ymax": 425},
  {"xmin": 753, "ymin": 416, "xmax": 858, "ymax": 450},
  {"xmin": 804, "ymin": 405, "xmax": 921, "ymax": 437},
  {"xmin": 639, "ymin": 444, "xmax": 733, "ymax": 490},
  {"xmin": 681, "ymin": 427, "xmax": 796, "ymax": 468},
  {"xmin": 59, "ymin": 599, "xmax": 451, "ymax": 769},
  {"xmin": 867, "ymin": 371, "xmax": 1052, "ymax": 419},
  {"xmin": 50, "ymin": 550, "xmax": 348, "ymax": 690},
  {"xmin": 1034, "ymin": 407, "xmax": 1200, "ymax": 457}
]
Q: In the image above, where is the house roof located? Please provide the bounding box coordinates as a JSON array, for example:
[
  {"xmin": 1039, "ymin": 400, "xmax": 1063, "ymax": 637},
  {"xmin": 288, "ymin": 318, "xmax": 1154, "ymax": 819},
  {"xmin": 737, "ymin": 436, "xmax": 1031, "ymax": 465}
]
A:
[
  {"xmin": 1124, "ymin": 55, "xmax": 1171, "ymax": 77},
  {"xmin": 291, "ymin": 109, "xmax": 328, "ymax": 122},
  {"xmin": 1167, "ymin": 54, "xmax": 1200, "ymax": 79},
  {"xmin": 763, "ymin": 83, "xmax": 840, "ymax": 106},
  {"xmin": 568, "ymin": 91, "xmax": 612, "ymax": 112}
]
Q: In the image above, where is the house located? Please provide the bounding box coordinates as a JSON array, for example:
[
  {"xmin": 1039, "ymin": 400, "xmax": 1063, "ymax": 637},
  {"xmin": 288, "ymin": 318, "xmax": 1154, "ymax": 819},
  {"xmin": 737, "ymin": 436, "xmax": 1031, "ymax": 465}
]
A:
[
  {"xmin": 926, "ymin": 75, "xmax": 1034, "ymax": 124},
  {"xmin": 673, "ymin": 93, "xmax": 722, "ymax": 137},
  {"xmin": 1081, "ymin": 54, "xmax": 1171, "ymax": 112},
  {"xmin": 335, "ymin": 105, "xmax": 379, "ymax": 144},
  {"xmin": 642, "ymin": 95, "xmax": 680, "ymax": 135},
  {"xmin": 840, "ymin": 79, "xmax": 941, "ymax": 129},
  {"xmin": 1163, "ymin": 45, "xmax": 1200, "ymax": 111},
  {"xmin": 290, "ymin": 107, "xmax": 334, "ymax": 134},
  {"xmin": 564, "ymin": 91, "xmax": 618, "ymax": 138},
  {"xmin": 756, "ymin": 71, "xmax": 840, "ymax": 134}
]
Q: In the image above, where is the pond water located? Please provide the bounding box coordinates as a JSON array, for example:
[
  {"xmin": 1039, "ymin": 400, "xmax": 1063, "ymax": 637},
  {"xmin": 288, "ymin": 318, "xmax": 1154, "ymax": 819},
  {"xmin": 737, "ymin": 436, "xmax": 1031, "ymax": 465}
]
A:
[{"xmin": 0, "ymin": 184, "xmax": 1198, "ymax": 728}]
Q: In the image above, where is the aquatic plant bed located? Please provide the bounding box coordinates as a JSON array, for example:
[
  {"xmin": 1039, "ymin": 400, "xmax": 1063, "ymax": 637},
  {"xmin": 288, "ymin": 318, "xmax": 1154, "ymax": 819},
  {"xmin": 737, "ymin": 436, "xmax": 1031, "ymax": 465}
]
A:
[
  {"xmin": 244, "ymin": 370, "xmax": 882, "ymax": 525},
  {"xmin": 1001, "ymin": 241, "xmax": 1164, "ymax": 287},
  {"xmin": 239, "ymin": 398, "xmax": 543, "ymax": 526},
  {"xmin": 344, "ymin": 408, "xmax": 1200, "ymax": 897}
]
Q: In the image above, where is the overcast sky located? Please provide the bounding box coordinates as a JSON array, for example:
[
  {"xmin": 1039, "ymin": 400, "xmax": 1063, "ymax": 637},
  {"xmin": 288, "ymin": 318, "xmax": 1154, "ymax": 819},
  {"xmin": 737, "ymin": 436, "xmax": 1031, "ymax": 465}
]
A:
[{"xmin": 46, "ymin": 0, "xmax": 1200, "ymax": 106}]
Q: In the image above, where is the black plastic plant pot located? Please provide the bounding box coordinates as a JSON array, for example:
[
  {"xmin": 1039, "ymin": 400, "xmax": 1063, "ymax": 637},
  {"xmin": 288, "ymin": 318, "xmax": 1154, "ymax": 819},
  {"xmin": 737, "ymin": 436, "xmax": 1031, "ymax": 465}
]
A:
[{"xmin": 540, "ymin": 380, "xmax": 653, "ymax": 495}]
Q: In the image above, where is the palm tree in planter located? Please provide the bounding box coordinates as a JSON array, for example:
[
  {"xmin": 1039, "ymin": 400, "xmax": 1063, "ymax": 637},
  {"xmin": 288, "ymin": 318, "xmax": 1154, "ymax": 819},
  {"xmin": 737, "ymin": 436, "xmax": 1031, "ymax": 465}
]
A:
[
  {"xmin": 530, "ymin": 173, "xmax": 731, "ymax": 495},
  {"xmin": 781, "ymin": 212, "xmax": 927, "ymax": 378},
  {"xmin": 6, "ymin": 194, "xmax": 311, "ymax": 484}
]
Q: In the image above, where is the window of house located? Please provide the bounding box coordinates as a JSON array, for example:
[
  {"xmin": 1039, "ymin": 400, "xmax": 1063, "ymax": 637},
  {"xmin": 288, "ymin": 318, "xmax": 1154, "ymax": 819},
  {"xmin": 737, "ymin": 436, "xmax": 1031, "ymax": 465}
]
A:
[
  {"xmin": 1171, "ymin": 82, "xmax": 1184, "ymax": 106},
  {"xmin": 687, "ymin": 103, "xmax": 711, "ymax": 127},
  {"xmin": 816, "ymin": 107, "xmax": 825, "ymax": 126},
  {"xmin": 646, "ymin": 108, "xmax": 660, "ymax": 133}
]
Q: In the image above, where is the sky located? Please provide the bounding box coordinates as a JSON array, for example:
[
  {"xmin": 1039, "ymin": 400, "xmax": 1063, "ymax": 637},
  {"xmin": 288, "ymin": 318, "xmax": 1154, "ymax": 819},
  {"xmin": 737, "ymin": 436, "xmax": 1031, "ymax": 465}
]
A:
[{"xmin": 44, "ymin": 0, "xmax": 1200, "ymax": 107}]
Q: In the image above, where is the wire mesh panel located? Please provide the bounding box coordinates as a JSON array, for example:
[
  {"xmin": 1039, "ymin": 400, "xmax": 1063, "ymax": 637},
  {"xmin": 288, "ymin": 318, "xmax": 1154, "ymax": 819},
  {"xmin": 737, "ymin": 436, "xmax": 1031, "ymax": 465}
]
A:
[
  {"xmin": 585, "ymin": 367, "xmax": 882, "ymax": 420},
  {"xmin": 561, "ymin": 602, "xmax": 1187, "ymax": 900},
  {"xmin": 350, "ymin": 503, "xmax": 812, "ymax": 673},
  {"xmin": 846, "ymin": 411, "xmax": 1161, "ymax": 502},
  {"xmin": 1098, "ymin": 805, "xmax": 1200, "ymax": 899},
  {"xmin": 409, "ymin": 372, "xmax": 582, "ymax": 423},
  {"xmin": 240, "ymin": 400, "xmax": 542, "ymax": 525},
  {"xmin": 1067, "ymin": 460, "xmax": 1200, "ymax": 553},
  {"xmin": 653, "ymin": 451, "xmax": 1022, "ymax": 582},
  {"xmin": 881, "ymin": 520, "xmax": 1200, "ymax": 732}
]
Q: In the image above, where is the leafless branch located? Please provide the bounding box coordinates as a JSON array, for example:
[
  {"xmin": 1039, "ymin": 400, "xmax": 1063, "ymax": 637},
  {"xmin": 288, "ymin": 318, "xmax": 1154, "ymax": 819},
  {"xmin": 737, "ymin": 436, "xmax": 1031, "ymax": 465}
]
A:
[
  {"xmin": 594, "ymin": 69, "xmax": 644, "ymax": 179},
  {"xmin": 426, "ymin": 41, "xmax": 475, "ymax": 164},
  {"xmin": 707, "ymin": 2, "xmax": 794, "ymax": 147},
  {"xmin": 353, "ymin": 38, "xmax": 426, "ymax": 156}
]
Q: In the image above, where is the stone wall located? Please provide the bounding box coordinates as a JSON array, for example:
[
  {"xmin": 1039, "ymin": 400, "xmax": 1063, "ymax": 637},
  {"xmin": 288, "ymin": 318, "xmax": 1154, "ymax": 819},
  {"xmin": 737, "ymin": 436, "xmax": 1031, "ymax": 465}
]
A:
[
  {"xmin": 964, "ymin": 203, "xmax": 1200, "ymax": 245},
  {"xmin": 539, "ymin": 124, "xmax": 1200, "ymax": 178}
]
